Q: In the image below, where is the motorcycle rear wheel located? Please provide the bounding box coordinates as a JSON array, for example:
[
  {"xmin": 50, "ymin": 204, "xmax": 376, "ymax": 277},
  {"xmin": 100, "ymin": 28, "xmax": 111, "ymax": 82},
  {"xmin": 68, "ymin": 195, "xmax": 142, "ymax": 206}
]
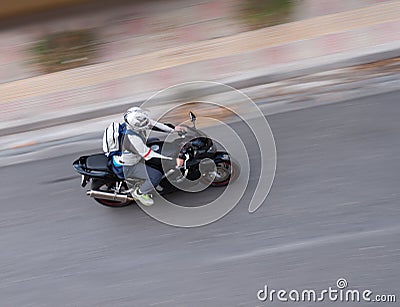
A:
[{"xmin": 91, "ymin": 180, "xmax": 135, "ymax": 208}]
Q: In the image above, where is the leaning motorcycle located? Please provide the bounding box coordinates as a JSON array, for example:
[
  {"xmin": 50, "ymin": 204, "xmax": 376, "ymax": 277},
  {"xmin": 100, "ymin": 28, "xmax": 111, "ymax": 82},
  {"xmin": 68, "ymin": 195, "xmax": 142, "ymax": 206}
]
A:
[{"xmin": 72, "ymin": 112, "xmax": 240, "ymax": 207}]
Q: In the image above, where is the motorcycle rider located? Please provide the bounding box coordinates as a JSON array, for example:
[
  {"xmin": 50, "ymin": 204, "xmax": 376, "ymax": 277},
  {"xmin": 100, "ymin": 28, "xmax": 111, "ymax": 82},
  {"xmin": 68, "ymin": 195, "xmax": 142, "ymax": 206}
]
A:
[{"xmin": 113, "ymin": 107, "xmax": 184, "ymax": 206}]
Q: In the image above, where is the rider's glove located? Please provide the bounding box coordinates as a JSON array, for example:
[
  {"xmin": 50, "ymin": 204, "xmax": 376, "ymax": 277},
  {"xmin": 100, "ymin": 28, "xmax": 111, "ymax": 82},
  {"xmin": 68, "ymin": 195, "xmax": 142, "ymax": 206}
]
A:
[{"xmin": 174, "ymin": 125, "xmax": 186, "ymax": 132}]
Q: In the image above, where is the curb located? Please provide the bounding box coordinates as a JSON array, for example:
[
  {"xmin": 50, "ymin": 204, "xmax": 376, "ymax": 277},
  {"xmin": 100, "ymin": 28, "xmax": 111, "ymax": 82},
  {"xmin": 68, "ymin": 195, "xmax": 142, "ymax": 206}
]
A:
[
  {"xmin": 222, "ymin": 42, "xmax": 400, "ymax": 89},
  {"xmin": 1, "ymin": 41, "xmax": 399, "ymax": 137}
]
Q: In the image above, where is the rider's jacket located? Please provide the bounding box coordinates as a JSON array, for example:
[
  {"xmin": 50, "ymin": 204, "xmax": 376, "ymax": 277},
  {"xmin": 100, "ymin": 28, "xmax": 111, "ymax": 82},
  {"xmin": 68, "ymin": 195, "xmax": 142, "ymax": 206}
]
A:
[{"xmin": 113, "ymin": 120, "xmax": 173, "ymax": 166}]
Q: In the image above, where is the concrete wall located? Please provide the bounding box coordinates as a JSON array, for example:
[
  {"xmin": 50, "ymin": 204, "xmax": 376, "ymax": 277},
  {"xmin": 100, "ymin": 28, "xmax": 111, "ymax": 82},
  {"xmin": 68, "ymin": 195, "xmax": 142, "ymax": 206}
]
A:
[
  {"xmin": 0, "ymin": 0, "xmax": 393, "ymax": 83},
  {"xmin": 0, "ymin": 0, "xmax": 90, "ymax": 19}
]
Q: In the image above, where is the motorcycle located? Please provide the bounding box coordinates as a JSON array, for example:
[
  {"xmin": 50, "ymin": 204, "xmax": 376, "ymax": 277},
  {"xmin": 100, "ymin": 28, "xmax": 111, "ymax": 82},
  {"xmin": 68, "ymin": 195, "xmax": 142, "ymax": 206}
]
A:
[{"xmin": 72, "ymin": 112, "xmax": 240, "ymax": 207}]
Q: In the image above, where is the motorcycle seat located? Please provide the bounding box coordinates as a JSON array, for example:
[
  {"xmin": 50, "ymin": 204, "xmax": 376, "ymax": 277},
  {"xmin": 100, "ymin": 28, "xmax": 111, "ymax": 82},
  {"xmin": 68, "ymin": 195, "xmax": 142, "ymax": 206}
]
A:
[{"xmin": 86, "ymin": 154, "xmax": 110, "ymax": 171}]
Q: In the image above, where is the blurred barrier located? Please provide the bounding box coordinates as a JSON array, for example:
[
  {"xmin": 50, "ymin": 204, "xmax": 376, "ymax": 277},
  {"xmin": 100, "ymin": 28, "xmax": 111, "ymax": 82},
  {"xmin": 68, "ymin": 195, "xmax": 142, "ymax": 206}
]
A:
[
  {"xmin": 0, "ymin": 1, "xmax": 395, "ymax": 83},
  {"xmin": 0, "ymin": 1, "xmax": 399, "ymax": 135},
  {"xmin": 0, "ymin": 0, "xmax": 90, "ymax": 19}
]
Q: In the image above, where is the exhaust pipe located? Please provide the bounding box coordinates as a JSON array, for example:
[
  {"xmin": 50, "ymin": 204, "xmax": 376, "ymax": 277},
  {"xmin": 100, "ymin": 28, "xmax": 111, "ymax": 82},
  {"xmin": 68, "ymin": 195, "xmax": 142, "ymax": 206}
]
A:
[{"xmin": 86, "ymin": 190, "xmax": 134, "ymax": 202}]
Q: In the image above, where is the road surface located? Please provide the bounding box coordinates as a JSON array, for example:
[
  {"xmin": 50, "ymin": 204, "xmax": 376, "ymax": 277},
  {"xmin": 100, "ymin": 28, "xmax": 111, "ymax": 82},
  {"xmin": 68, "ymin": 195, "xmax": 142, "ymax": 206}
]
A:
[{"xmin": 0, "ymin": 91, "xmax": 399, "ymax": 306}]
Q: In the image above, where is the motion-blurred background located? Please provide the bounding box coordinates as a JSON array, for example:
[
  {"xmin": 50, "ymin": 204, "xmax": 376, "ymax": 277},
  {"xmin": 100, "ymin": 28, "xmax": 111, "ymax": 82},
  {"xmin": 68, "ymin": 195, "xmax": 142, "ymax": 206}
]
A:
[
  {"xmin": 1, "ymin": 0, "xmax": 397, "ymax": 79},
  {"xmin": 1, "ymin": 0, "xmax": 399, "ymax": 143},
  {"xmin": 0, "ymin": 1, "xmax": 399, "ymax": 306}
]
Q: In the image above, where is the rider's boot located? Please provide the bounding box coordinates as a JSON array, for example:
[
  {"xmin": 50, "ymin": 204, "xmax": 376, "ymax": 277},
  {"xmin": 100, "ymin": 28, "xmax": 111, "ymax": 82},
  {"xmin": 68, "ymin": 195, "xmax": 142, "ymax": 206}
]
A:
[{"xmin": 132, "ymin": 187, "xmax": 154, "ymax": 206}]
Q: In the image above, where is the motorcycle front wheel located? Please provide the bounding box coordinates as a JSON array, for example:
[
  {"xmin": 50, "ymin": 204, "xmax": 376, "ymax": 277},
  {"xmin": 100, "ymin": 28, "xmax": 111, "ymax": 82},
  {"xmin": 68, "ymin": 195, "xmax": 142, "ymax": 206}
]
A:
[{"xmin": 205, "ymin": 161, "xmax": 239, "ymax": 187}]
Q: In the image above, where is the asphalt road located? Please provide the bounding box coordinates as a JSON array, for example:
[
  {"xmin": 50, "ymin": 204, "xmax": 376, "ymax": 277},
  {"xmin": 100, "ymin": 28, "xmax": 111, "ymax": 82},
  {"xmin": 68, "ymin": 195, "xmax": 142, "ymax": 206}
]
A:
[{"xmin": 1, "ymin": 91, "xmax": 399, "ymax": 306}]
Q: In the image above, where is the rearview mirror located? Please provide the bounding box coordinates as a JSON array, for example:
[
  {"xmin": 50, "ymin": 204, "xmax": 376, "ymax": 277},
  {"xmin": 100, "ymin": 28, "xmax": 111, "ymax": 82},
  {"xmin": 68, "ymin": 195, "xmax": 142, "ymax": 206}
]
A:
[{"xmin": 189, "ymin": 111, "xmax": 196, "ymax": 122}]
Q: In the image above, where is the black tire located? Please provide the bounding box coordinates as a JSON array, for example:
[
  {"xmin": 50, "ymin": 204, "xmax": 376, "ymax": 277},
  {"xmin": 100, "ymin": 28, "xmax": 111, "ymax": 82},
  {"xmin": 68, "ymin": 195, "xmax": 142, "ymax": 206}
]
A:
[
  {"xmin": 201, "ymin": 160, "xmax": 239, "ymax": 187},
  {"xmin": 91, "ymin": 179, "xmax": 134, "ymax": 208}
]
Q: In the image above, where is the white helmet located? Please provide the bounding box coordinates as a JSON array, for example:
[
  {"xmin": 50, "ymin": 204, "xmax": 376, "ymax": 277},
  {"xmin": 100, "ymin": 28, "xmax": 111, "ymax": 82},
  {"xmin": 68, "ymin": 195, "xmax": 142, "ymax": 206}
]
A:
[{"xmin": 123, "ymin": 107, "xmax": 150, "ymax": 130}]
